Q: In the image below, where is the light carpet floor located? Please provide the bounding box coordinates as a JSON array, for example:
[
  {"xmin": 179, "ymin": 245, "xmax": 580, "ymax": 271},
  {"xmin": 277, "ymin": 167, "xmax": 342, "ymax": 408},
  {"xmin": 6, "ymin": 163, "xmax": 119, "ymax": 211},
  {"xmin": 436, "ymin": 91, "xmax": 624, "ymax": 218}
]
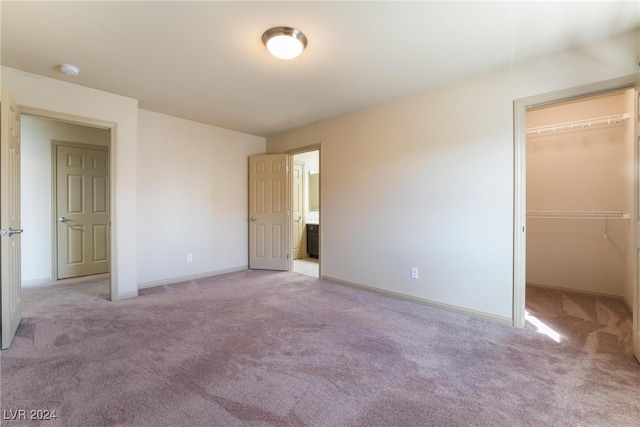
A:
[{"xmin": 1, "ymin": 271, "xmax": 638, "ymax": 426}]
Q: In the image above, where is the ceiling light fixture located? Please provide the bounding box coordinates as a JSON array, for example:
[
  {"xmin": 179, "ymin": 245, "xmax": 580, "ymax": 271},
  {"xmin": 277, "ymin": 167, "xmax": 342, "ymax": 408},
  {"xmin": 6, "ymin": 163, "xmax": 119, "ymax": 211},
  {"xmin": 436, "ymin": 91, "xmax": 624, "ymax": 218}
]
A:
[
  {"xmin": 262, "ymin": 26, "xmax": 308, "ymax": 60},
  {"xmin": 60, "ymin": 63, "xmax": 80, "ymax": 76}
]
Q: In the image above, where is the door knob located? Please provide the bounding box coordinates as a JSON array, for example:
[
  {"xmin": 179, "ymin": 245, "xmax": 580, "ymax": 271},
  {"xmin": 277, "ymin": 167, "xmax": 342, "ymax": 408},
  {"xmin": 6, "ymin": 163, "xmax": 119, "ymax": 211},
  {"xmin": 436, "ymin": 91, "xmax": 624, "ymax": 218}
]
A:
[
  {"xmin": 1, "ymin": 228, "xmax": 23, "ymax": 237},
  {"xmin": 58, "ymin": 217, "xmax": 71, "ymax": 223},
  {"xmin": 250, "ymin": 216, "xmax": 257, "ymax": 222}
]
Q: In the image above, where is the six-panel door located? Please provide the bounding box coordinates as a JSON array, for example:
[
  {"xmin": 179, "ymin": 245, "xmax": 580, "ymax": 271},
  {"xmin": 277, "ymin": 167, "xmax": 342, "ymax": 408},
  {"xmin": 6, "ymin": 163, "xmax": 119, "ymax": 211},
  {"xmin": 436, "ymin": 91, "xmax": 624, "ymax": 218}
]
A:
[{"xmin": 56, "ymin": 144, "xmax": 109, "ymax": 279}]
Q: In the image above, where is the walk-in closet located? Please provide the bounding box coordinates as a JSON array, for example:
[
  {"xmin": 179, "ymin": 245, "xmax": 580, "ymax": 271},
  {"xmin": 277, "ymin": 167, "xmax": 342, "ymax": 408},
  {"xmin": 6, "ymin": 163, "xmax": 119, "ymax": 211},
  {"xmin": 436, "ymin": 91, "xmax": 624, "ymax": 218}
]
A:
[{"xmin": 526, "ymin": 89, "xmax": 635, "ymax": 308}]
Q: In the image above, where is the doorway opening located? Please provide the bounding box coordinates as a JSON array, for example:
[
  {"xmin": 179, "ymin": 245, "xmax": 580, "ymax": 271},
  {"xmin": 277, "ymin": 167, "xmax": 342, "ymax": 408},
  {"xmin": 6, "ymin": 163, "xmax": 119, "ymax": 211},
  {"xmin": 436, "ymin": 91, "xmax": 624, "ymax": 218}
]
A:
[
  {"xmin": 289, "ymin": 146, "xmax": 320, "ymax": 278},
  {"xmin": 513, "ymin": 75, "xmax": 638, "ymax": 332},
  {"xmin": 524, "ymin": 89, "xmax": 635, "ymax": 350},
  {"xmin": 21, "ymin": 115, "xmax": 111, "ymax": 300},
  {"xmin": 525, "ymin": 90, "xmax": 634, "ymax": 301}
]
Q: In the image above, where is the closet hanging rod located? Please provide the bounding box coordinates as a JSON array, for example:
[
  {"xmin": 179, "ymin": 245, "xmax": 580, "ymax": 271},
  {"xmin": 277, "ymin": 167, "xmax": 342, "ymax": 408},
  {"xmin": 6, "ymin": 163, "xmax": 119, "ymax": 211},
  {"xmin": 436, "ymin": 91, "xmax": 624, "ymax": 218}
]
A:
[
  {"xmin": 527, "ymin": 210, "xmax": 630, "ymax": 219},
  {"xmin": 526, "ymin": 113, "xmax": 630, "ymax": 136}
]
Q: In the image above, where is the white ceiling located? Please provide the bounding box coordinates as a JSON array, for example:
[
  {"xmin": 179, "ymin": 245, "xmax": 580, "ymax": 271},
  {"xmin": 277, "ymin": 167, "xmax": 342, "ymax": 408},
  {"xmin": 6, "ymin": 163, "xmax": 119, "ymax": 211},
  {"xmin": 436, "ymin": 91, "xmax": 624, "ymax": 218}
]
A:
[{"xmin": 1, "ymin": 1, "xmax": 638, "ymax": 137}]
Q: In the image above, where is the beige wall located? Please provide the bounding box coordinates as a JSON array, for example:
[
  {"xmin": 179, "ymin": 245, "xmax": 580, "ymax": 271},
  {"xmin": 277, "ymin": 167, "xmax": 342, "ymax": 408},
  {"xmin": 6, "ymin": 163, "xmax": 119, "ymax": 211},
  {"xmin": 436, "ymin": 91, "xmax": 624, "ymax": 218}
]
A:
[
  {"xmin": 266, "ymin": 30, "xmax": 639, "ymax": 322},
  {"xmin": 21, "ymin": 116, "xmax": 109, "ymax": 285},
  {"xmin": 526, "ymin": 91, "xmax": 633, "ymax": 298},
  {"xmin": 136, "ymin": 109, "xmax": 265, "ymax": 286}
]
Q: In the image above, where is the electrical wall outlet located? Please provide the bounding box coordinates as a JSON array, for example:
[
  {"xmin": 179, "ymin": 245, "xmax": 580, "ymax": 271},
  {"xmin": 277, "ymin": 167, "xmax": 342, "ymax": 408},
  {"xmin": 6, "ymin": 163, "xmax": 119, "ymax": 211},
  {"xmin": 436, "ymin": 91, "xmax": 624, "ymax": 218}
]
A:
[
  {"xmin": 187, "ymin": 253, "xmax": 193, "ymax": 262},
  {"xmin": 410, "ymin": 267, "xmax": 418, "ymax": 280}
]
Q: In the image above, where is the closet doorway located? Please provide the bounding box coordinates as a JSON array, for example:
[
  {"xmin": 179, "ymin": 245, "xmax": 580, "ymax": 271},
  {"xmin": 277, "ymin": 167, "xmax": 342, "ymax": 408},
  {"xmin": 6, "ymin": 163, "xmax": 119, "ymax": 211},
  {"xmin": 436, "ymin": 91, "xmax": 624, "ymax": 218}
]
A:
[
  {"xmin": 526, "ymin": 89, "xmax": 635, "ymax": 304},
  {"xmin": 288, "ymin": 146, "xmax": 320, "ymax": 278},
  {"xmin": 514, "ymin": 76, "xmax": 638, "ymax": 332}
]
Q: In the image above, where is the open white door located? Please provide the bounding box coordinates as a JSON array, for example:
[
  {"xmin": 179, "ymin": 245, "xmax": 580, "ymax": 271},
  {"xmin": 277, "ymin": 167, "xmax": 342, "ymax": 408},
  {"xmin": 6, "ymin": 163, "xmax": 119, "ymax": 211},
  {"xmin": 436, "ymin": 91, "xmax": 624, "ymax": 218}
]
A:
[
  {"xmin": 1, "ymin": 87, "xmax": 22, "ymax": 350},
  {"xmin": 249, "ymin": 154, "xmax": 289, "ymax": 270}
]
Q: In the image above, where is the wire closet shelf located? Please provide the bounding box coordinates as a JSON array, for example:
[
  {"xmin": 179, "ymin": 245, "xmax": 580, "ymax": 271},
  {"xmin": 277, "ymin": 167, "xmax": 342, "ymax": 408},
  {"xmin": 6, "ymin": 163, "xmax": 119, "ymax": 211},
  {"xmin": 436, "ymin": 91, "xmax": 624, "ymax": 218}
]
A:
[
  {"xmin": 526, "ymin": 210, "xmax": 630, "ymax": 220},
  {"xmin": 526, "ymin": 113, "xmax": 630, "ymax": 136}
]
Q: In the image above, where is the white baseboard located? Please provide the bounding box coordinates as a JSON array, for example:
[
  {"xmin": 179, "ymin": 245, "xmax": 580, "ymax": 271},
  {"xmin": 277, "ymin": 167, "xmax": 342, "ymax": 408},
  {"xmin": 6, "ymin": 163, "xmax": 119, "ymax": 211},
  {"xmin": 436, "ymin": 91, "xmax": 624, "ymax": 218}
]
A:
[
  {"xmin": 115, "ymin": 290, "xmax": 139, "ymax": 301},
  {"xmin": 137, "ymin": 265, "xmax": 248, "ymax": 290},
  {"xmin": 322, "ymin": 275, "xmax": 513, "ymax": 327},
  {"xmin": 22, "ymin": 277, "xmax": 53, "ymax": 287},
  {"xmin": 527, "ymin": 282, "xmax": 631, "ymax": 312}
]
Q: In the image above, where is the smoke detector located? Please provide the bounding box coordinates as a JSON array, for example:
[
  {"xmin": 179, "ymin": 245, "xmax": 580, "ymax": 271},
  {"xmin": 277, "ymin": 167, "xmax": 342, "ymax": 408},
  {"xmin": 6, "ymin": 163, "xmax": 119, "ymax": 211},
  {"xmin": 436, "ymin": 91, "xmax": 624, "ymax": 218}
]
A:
[{"xmin": 60, "ymin": 63, "xmax": 80, "ymax": 76}]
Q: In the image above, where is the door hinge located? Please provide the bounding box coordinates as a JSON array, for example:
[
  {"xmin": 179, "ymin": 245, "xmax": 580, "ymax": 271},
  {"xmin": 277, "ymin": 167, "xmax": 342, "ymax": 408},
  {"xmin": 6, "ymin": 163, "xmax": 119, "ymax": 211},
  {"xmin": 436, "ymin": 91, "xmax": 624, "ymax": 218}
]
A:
[{"xmin": 287, "ymin": 253, "xmax": 290, "ymax": 260}]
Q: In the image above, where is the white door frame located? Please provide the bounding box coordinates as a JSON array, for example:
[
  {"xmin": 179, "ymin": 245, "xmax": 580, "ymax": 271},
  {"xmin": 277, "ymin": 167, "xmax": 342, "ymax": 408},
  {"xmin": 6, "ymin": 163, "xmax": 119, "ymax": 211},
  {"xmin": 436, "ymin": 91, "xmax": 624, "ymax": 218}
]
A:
[
  {"xmin": 286, "ymin": 144, "xmax": 322, "ymax": 277},
  {"xmin": 21, "ymin": 108, "xmax": 117, "ymax": 302},
  {"xmin": 513, "ymin": 74, "xmax": 639, "ymax": 328}
]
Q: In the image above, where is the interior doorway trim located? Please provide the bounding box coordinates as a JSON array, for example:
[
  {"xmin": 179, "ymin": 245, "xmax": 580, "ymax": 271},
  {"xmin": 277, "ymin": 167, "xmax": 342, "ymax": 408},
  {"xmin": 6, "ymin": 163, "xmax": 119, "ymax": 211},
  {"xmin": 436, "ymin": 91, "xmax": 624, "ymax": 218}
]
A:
[
  {"xmin": 21, "ymin": 107, "xmax": 118, "ymax": 302},
  {"xmin": 513, "ymin": 74, "xmax": 639, "ymax": 328},
  {"xmin": 286, "ymin": 143, "xmax": 322, "ymax": 278}
]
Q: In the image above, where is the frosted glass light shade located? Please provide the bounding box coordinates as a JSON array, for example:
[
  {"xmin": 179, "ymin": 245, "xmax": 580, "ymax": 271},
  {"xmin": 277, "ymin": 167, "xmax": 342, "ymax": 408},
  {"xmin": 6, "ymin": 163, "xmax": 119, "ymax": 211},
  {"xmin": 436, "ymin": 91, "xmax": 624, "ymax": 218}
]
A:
[
  {"xmin": 262, "ymin": 27, "xmax": 307, "ymax": 60},
  {"xmin": 266, "ymin": 35, "xmax": 304, "ymax": 59}
]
